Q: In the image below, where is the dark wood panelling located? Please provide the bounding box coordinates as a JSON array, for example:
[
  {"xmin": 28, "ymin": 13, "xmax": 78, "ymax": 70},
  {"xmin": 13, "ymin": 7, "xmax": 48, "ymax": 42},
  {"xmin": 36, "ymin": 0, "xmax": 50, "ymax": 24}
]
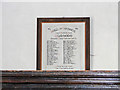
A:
[{"xmin": 1, "ymin": 70, "xmax": 120, "ymax": 89}]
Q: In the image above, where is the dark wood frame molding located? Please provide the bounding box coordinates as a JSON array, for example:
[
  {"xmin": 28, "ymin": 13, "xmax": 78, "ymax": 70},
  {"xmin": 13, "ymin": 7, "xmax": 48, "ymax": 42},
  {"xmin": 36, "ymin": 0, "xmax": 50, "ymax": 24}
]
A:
[{"xmin": 37, "ymin": 17, "xmax": 90, "ymax": 70}]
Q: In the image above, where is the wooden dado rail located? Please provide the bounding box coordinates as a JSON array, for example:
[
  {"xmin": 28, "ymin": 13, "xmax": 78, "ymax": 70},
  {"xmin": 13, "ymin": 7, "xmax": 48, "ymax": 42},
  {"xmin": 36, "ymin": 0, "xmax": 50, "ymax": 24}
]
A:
[{"xmin": 1, "ymin": 70, "xmax": 120, "ymax": 89}]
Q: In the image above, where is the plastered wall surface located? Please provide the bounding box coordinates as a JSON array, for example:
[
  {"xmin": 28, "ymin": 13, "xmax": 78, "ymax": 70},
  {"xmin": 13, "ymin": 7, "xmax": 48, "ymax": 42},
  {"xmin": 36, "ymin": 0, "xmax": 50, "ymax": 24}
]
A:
[{"xmin": 2, "ymin": 2, "xmax": 118, "ymax": 70}]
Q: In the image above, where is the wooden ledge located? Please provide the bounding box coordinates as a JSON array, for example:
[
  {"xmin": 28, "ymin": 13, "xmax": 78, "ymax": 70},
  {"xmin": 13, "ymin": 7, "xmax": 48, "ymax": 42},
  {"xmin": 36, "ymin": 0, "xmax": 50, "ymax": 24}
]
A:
[{"xmin": 1, "ymin": 70, "xmax": 120, "ymax": 89}]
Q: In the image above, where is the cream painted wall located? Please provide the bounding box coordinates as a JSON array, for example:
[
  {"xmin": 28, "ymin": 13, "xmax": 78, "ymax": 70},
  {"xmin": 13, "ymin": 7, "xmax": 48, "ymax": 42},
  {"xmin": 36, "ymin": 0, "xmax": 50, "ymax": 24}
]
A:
[{"xmin": 2, "ymin": 2, "xmax": 118, "ymax": 70}]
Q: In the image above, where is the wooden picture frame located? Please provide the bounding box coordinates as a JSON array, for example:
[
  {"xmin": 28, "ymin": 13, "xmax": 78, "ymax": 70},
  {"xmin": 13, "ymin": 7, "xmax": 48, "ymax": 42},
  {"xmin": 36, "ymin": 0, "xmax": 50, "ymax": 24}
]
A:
[{"xmin": 37, "ymin": 17, "xmax": 90, "ymax": 71}]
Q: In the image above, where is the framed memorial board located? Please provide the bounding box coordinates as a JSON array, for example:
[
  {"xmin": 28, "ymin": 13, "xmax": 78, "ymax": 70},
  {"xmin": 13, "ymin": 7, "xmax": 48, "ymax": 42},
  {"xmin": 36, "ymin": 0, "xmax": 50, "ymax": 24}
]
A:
[{"xmin": 37, "ymin": 17, "xmax": 90, "ymax": 71}]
